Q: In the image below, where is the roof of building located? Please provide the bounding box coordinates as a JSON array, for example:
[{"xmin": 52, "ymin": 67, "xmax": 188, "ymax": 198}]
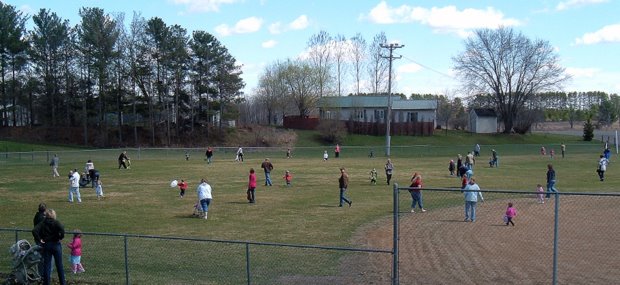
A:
[
  {"xmin": 471, "ymin": 108, "xmax": 497, "ymax": 117},
  {"xmin": 319, "ymin": 96, "xmax": 437, "ymax": 110}
]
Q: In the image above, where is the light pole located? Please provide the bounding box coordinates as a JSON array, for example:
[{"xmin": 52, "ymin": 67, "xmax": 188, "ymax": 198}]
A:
[{"xmin": 380, "ymin": 43, "xmax": 404, "ymax": 157}]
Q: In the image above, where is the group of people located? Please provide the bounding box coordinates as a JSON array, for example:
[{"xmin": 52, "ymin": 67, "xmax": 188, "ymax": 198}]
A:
[
  {"xmin": 32, "ymin": 203, "xmax": 85, "ymax": 285},
  {"xmin": 49, "ymin": 154, "xmax": 109, "ymax": 203}
]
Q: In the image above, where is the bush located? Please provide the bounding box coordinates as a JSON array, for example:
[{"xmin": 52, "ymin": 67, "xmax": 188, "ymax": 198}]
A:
[{"xmin": 316, "ymin": 120, "xmax": 347, "ymax": 144}]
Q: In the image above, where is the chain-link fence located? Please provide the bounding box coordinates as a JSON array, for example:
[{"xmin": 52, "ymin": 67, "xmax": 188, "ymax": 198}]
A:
[
  {"xmin": 0, "ymin": 143, "xmax": 608, "ymax": 165},
  {"xmin": 391, "ymin": 186, "xmax": 620, "ymax": 285},
  {"xmin": 0, "ymin": 229, "xmax": 392, "ymax": 285}
]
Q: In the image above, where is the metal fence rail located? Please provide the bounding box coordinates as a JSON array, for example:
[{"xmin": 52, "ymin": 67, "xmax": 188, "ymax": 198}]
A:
[{"xmin": 0, "ymin": 229, "xmax": 392, "ymax": 285}]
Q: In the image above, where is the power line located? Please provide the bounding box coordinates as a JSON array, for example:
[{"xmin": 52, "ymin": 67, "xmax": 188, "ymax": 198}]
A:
[{"xmin": 395, "ymin": 52, "xmax": 455, "ymax": 79}]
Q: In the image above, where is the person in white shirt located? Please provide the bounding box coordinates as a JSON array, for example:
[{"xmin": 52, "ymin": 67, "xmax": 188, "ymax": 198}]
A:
[
  {"xmin": 68, "ymin": 169, "xmax": 82, "ymax": 203},
  {"xmin": 196, "ymin": 178, "xmax": 213, "ymax": 220}
]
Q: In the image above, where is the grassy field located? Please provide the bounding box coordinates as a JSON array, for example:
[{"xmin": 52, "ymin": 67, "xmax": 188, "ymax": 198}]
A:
[{"xmin": 0, "ymin": 131, "xmax": 616, "ymax": 283}]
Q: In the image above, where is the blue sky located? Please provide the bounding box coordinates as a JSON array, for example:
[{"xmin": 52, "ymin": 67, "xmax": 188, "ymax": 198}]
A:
[{"xmin": 6, "ymin": 0, "xmax": 620, "ymax": 96}]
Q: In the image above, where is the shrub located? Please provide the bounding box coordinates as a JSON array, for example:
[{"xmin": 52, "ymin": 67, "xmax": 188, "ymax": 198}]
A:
[
  {"xmin": 316, "ymin": 120, "xmax": 347, "ymax": 144},
  {"xmin": 583, "ymin": 118, "xmax": 594, "ymax": 141}
]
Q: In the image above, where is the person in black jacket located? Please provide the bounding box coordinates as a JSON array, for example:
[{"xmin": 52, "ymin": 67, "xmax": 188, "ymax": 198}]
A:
[
  {"xmin": 32, "ymin": 209, "xmax": 66, "ymax": 285},
  {"xmin": 32, "ymin": 203, "xmax": 47, "ymax": 278}
]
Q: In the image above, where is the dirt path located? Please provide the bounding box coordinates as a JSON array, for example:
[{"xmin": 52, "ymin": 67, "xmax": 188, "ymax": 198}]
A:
[{"xmin": 350, "ymin": 196, "xmax": 620, "ymax": 284}]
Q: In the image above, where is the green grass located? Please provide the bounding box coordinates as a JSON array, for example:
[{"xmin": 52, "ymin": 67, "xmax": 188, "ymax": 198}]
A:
[{"xmin": 0, "ymin": 131, "xmax": 614, "ymax": 284}]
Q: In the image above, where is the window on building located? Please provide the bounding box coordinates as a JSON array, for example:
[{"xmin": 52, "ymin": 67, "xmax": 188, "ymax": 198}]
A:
[{"xmin": 408, "ymin": 112, "xmax": 418, "ymax": 122}]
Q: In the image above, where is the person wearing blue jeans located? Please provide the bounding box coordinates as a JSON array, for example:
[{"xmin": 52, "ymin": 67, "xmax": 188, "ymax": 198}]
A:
[
  {"xmin": 197, "ymin": 178, "xmax": 213, "ymax": 220},
  {"xmin": 338, "ymin": 168, "xmax": 352, "ymax": 207},
  {"xmin": 261, "ymin": 158, "xmax": 274, "ymax": 186},
  {"xmin": 463, "ymin": 178, "xmax": 484, "ymax": 222},
  {"xmin": 546, "ymin": 164, "xmax": 557, "ymax": 198},
  {"xmin": 32, "ymin": 209, "xmax": 66, "ymax": 285}
]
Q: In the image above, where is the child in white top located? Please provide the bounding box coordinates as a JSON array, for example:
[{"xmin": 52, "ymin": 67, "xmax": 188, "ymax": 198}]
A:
[
  {"xmin": 536, "ymin": 184, "xmax": 544, "ymax": 203},
  {"xmin": 323, "ymin": 151, "xmax": 329, "ymax": 161},
  {"xmin": 95, "ymin": 180, "xmax": 104, "ymax": 200}
]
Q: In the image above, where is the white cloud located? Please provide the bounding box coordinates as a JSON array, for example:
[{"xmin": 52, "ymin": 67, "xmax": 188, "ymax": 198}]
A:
[
  {"xmin": 170, "ymin": 0, "xmax": 239, "ymax": 13},
  {"xmin": 17, "ymin": 5, "xmax": 33, "ymax": 15},
  {"xmin": 574, "ymin": 24, "xmax": 620, "ymax": 45},
  {"xmin": 556, "ymin": 0, "xmax": 608, "ymax": 11},
  {"xmin": 261, "ymin": 40, "xmax": 277, "ymax": 48},
  {"xmin": 268, "ymin": 15, "xmax": 309, "ymax": 34},
  {"xmin": 363, "ymin": 2, "xmax": 520, "ymax": 37},
  {"xmin": 289, "ymin": 15, "xmax": 309, "ymax": 30},
  {"xmin": 215, "ymin": 16, "xmax": 263, "ymax": 36},
  {"xmin": 565, "ymin": 67, "xmax": 599, "ymax": 78},
  {"xmin": 269, "ymin": 22, "xmax": 282, "ymax": 34}
]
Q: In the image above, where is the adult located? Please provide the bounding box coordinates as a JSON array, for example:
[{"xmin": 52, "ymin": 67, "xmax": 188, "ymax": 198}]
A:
[
  {"xmin": 465, "ymin": 152, "xmax": 475, "ymax": 169},
  {"xmin": 338, "ymin": 167, "xmax": 352, "ymax": 207},
  {"xmin": 118, "ymin": 151, "xmax": 129, "ymax": 169},
  {"xmin": 236, "ymin": 146, "xmax": 244, "ymax": 162},
  {"xmin": 385, "ymin": 159, "xmax": 394, "ymax": 185},
  {"xmin": 597, "ymin": 155, "xmax": 609, "ymax": 181},
  {"xmin": 463, "ymin": 178, "xmax": 484, "ymax": 222},
  {"xmin": 561, "ymin": 143, "xmax": 566, "ymax": 158},
  {"xmin": 49, "ymin": 154, "xmax": 60, "ymax": 178},
  {"xmin": 205, "ymin": 146, "xmax": 213, "ymax": 164},
  {"xmin": 545, "ymin": 164, "xmax": 558, "ymax": 199},
  {"xmin": 33, "ymin": 203, "xmax": 47, "ymax": 227},
  {"xmin": 490, "ymin": 149, "xmax": 498, "ymax": 167},
  {"xmin": 335, "ymin": 144, "xmax": 341, "ymax": 158},
  {"xmin": 68, "ymin": 170, "xmax": 81, "ymax": 203},
  {"xmin": 247, "ymin": 168, "xmax": 257, "ymax": 203},
  {"xmin": 32, "ymin": 208, "xmax": 66, "ymax": 285},
  {"xmin": 90, "ymin": 169, "xmax": 100, "ymax": 188},
  {"xmin": 456, "ymin": 154, "xmax": 463, "ymax": 177},
  {"xmin": 196, "ymin": 178, "xmax": 213, "ymax": 220},
  {"xmin": 261, "ymin": 158, "xmax": 274, "ymax": 186},
  {"xmin": 33, "ymin": 203, "xmax": 47, "ymax": 279},
  {"xmin": 474, "ymin": 144, "xmax": 481, "ymax": 157},
  {"xmin": 409, "ymin": 173, "xmax": 426, "ymax": 213}
]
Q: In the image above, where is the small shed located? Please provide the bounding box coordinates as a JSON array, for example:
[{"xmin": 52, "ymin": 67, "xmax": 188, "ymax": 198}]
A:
[{"xmin": 469, "ymin": 108, "xmax": 498, "ymax": 133}]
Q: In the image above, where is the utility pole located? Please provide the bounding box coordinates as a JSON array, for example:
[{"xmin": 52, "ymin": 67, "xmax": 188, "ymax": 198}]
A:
[{"xmin": 380, "ymin": 43, "xmax": 404, "ymax": 157}]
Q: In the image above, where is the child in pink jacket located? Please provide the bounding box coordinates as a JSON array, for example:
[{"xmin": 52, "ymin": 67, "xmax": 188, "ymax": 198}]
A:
[
  {"xmin": 67, "ymin": 229, "xmax": 85, "ymax": 273},
  {"xmin": 505, "ymin": 203, "xmax": 517, "ymax": 226}
]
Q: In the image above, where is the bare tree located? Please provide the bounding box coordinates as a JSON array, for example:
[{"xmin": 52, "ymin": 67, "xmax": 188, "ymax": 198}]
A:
[
  {"xmin": 306, "ymin": 30, "xmax": 332, "ymax": 98},
  {"xmin": 367, "ymin": 32, "xmax": 388, "ymax": 95},
  {"xmin": 350, "ymin": 33, "xmax": 366, "ymax": 95},
  {"xmin": 453, "ymin": 27, "xmax": 570, "ymax": 133},
  {"xmin": 281, "ymin": 59, "xmax": 320, "ymax": 117},
  {"xmin": 332, "ymin": 34, "xmax": 348, "ymax": 96}
]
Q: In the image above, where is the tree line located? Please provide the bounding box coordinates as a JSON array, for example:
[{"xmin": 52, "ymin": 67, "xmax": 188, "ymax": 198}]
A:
[{"xmin": 0, "ymin": 3, "xmax": 244, "ymax": 146}]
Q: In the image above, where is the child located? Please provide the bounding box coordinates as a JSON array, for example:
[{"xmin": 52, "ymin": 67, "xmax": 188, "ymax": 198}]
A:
[
  {"xmin": 247, "ymin": 168, "xmax": 256, "ymax": 203},
  {"xmin": 549, "ymin": 149, "xmax": 555, "ymax": 159},
  {"xmin": 448, "ymin": 160, "xmax": 455, "ymax": 176},
  {"xmin": 283, "ymin": 170, "xmax": 292, "ymax": 187},
  {"xmin": 178, "ymin": 179, "xmax": 188, "ymax": 198},
  {"xmin": 536, "ymin": 184, "xmax": 545, "ymax": 203},
  {"xmin": 286, "ymin": 148, "xmax": 291, "ymax": 159},
  {"xmin": 505, "ymin": 203, "xmax": 517, "ymax": 226},
  {"xmin": 67, "ymin": 229, "xmax": 85, "ymax": 274},
  {"xmin": 540, "ymin": 146, "xmax": 546, "ymax": 156},
  {"xmin": 369, "ymin": 168, "xmax": 378, "ymax": 185},
  {"xmin": 185, "ymin": 151, "xmax": 190, "ymax": 161},
  {"xmin": 95, "ymin": 180, "xmax": 104, "ymax": 200},
  {"xmin": 323, "ymin": 150, "xmax": 329, "ymax": 161}
]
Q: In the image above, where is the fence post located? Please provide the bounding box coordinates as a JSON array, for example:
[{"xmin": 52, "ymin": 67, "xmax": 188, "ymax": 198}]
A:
[
  {"xmin": 246, "ymin": 243, "xmax": 251, "ymax": 285},
  {"xmin": 124, "ymin": 235, "xmax": 130, "ymax": 285},
  {"xmin": 392, "ymin": 183, "xmax": 399, "ymax": 285},
  {"xmin": 552, "ymin": 192, "xmax": 560, "ymax": 285},
  {"xmin": 14, "ymin": 229, "xmax": 19, "ymax": 243}
]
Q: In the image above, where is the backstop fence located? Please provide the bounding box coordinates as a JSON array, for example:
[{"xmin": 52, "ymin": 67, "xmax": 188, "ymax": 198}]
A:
[
  {"xmin": 392, "ymin": 186, "xmax": 620, "ymax": 285},
  {"xmin": 3, "ymin": 188, "xmax": 619, "ymax": 284}
]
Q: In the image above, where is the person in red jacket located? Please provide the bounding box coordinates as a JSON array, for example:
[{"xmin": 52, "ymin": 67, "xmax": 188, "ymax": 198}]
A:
[
  {"xmin": 409, "ymin": 172, "xmax": 426, "ymax": 213},
  {"xmin": 247, "ymin": 168, "xmax": 257, "ymax": 203},
  {"xmin": 178, "ymin": 180, "xmax": 188, "ymax": 198}
]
